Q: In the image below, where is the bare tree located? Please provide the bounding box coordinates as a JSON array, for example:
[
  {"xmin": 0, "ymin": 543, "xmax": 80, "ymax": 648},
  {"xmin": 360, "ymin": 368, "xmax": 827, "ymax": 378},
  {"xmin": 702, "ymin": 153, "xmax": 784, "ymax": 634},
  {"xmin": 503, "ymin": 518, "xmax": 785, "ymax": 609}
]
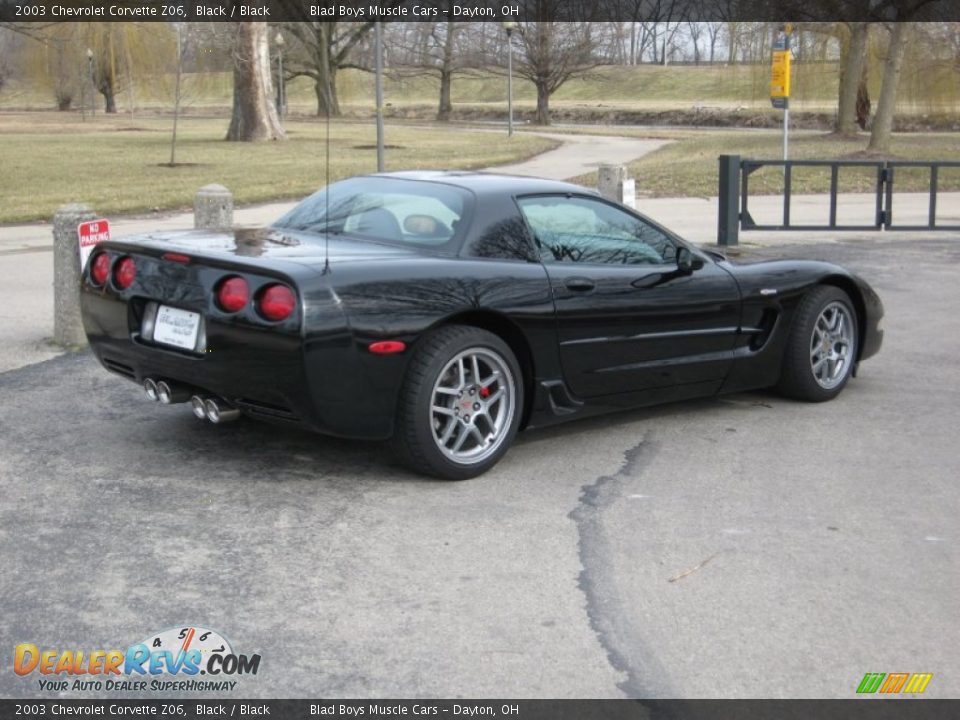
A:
[
  {"xmin": 686, "ymin": 22, "xmax": 703, "ymax": 64},
  {"xmin": 226, "ymin": 22, "xmax": 285, "ymax": 142},
  {"xmin": 435, "ymin": 21, "xmax": 459, "ymax": 120},
  {"xmin": 508, "ymin": 22, "xmax": 600, "ymax": 125},
  {"xmin": 17, "ymin": 22, "xmax": 172, "ymax": 113},
  {"xmin": 281, "ymin": 20, "xmax": 376, "ymax": 116},
  {"xmin": 726, "ymin": 22, "xmax": 740, "ymax": 64},
  {"xmin": 704, "ymin": 22, "xmax": 724, "ymax": 63},
  {"xmin": 385, "ymin": 18, "xmax": 473, "ymax": 121}
]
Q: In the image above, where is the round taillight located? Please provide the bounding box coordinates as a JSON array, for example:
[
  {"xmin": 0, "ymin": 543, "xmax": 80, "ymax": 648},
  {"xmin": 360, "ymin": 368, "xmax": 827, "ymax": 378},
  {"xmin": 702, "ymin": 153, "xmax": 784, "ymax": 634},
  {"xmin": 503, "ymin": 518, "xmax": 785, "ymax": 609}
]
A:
[
  {"xmin": 114, "ymin": 256, "xmax": 136, "ymax": 289},
  {"xmin": 216, "ymin": 276, "xmax": 249, "ymax": 313},
  {"xmin": 258, "ymin": 284, "xmax": 296, "ymax": 322},
  {"xmin": 91, "ymin": 253, "xmax": 111, "ymax": 285}
]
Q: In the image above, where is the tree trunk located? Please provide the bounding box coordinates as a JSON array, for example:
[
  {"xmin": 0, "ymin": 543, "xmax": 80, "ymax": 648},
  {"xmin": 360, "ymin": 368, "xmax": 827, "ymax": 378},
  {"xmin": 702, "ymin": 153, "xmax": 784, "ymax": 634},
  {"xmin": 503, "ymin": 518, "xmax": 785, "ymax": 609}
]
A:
[
  {"xmin": 727, "ymin": 23, "xmax": 738, "ymax": 64},
  {"xmin": 314, "ymin": 69, "xmax": 340, "ymax": 117},
  {"xmin": 437, "ymin": 69, "xmax": 452, "ymax": 121},
  {"xmin": 100, "ymin": 85, "xmax": 117, "ymax": 113},
  {"xmin": 855, "ymin": 72, "xmax": 871, "ymax": 130},
  {"xmin": 312, "ymin": 23, "xmax": 340, "ymax": 117},
  {"xmin": 227, "ymin": 22, "xmax": 285, "ymax": 142},
  {"xmin": 535, "ymin": 81, "xmax": 550, "ymax": 126},
  {"xmin": 867, "ymin": 22, "xmax": 910, "ymax": 154},
  {"xmin": 96, "ymin": 67, "xmax": 117, "ymax": 114},
  {"xmin": 437, "ymin": 20, "xmax": 456, "ymax": 122},
  {"xmin": 836, "ymin": 22, "xmax": 868, "ymax": 135}
]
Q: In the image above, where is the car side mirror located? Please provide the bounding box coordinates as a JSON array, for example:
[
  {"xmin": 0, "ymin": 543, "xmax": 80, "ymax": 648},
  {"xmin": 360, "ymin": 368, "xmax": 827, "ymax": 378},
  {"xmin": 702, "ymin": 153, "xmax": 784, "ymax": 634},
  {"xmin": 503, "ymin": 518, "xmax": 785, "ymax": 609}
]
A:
[{"xmin": 677, "ymin": 247, "xmax": 704, "ymax": 274}]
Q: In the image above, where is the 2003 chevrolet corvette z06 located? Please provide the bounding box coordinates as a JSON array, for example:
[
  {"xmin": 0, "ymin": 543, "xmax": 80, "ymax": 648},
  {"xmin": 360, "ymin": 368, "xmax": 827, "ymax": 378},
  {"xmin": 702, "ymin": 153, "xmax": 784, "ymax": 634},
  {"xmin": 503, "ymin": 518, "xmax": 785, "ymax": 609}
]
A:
[{"xmin": 81, "ymin": 172, "xmax": 883, "ymax": 479}]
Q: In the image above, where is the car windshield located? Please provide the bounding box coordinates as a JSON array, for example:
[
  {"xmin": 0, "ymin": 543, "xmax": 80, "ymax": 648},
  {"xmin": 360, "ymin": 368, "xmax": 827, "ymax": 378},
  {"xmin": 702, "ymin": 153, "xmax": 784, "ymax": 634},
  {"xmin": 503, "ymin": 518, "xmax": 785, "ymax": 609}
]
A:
[{"xmin": 273, "ymin": 177, "xmax": 472, "ymax": 250}]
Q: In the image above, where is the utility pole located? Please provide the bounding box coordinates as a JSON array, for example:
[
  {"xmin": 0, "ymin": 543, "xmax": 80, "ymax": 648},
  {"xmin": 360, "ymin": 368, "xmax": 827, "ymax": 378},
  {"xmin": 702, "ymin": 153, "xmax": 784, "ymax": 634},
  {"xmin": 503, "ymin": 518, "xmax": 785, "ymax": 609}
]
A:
[
  {"xmin": 503, "ymin": 22, "xmax": 516, "ymax": 137},
  {"xmin": 274, "ymin": 31, "xmax": 286, "ymax": 120},
  {"xmin": 375, "ymin": 21, "xmax": 385, "ymax": 172},
  {"xmin": 86, "ymin": 48, "xmax": 95, "ymax": 118}
]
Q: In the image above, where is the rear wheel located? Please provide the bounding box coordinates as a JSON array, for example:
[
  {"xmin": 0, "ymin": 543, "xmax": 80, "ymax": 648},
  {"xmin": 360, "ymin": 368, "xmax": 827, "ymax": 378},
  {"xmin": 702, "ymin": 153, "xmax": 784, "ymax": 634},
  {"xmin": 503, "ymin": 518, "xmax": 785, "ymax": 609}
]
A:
[
  {"xmin": 392, "ymin": 325, "xmax": 523, "ymax": 480},
  {"xmin": 777, "ymin": 285, "xmax": 858, "ymax": 402}
]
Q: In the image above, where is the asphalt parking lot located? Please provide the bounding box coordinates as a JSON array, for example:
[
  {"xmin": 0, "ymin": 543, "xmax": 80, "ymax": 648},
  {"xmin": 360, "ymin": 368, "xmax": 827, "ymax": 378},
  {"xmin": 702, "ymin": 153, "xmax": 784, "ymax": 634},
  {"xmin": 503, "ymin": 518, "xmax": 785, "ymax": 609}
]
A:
[{"xmin": 1, "ymin": 236, "xmax": 957, "ymax": 699}]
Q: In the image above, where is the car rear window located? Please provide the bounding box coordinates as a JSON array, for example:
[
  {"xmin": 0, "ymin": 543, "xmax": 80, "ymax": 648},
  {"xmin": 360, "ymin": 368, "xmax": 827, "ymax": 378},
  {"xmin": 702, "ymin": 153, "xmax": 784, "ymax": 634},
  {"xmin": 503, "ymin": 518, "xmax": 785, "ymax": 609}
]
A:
[{"xmin": 273, "ymin": 177, "xmax": 472, "ymax": 252}]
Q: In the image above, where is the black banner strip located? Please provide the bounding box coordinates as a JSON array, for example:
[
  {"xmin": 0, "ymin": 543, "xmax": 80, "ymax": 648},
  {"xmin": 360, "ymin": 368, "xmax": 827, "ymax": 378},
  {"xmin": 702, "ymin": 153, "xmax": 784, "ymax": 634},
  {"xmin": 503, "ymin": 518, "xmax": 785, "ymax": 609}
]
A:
[
  {"xmin": 3, "ymin": 0, "xmax": 960, "ymax": 23},
  {"xmin": 0, "ymin": 699, "xmax": 958, "ymax": 720}
]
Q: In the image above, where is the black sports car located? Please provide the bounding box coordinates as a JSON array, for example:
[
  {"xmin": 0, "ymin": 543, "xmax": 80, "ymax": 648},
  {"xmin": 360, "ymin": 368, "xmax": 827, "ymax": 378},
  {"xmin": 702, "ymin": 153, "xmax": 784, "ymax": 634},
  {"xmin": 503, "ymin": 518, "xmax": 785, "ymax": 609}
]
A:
[{"xmin": 81, "ymin": 172, "xmax": 883, "ymax": 479}]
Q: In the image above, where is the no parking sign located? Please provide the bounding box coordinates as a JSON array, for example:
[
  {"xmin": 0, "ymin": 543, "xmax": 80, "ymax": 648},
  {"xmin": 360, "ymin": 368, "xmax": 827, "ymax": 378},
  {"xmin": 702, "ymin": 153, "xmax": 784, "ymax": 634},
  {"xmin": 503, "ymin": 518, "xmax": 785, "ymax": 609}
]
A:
[{"xmin": 77, "ymin": 219, "xmax": 111, "ymax": 269}]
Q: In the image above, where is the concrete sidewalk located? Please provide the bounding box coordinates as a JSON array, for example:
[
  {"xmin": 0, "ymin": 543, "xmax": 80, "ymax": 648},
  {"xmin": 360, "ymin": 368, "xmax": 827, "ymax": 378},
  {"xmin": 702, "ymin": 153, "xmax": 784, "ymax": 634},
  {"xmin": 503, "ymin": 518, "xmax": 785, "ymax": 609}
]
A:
[{"xmin": 488, "ymin": 133, "xmax": 671, "ymax": 179}]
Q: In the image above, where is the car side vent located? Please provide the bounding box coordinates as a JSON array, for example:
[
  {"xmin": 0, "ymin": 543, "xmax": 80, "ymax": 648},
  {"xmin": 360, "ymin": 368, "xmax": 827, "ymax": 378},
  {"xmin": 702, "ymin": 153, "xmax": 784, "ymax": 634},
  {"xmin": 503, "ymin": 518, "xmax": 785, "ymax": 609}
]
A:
[{"xmin": 749, "ymin": 309, "xmax": 780, "ymax": 351}]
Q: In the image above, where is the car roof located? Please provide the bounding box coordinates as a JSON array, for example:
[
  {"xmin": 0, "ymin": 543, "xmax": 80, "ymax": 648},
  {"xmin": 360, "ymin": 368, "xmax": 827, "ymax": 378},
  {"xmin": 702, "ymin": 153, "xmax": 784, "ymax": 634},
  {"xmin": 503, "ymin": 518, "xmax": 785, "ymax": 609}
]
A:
[{"xmin": 368, "ymin": 170, "xmax": 599, "ymax": 198}]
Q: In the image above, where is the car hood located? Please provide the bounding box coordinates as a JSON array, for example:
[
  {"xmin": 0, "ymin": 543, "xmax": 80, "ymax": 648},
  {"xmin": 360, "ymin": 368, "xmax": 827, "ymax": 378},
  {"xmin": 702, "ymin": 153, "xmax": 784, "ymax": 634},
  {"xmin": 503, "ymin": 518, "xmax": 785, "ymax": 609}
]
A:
[{"xmin": 118, "ymin": 227, "xmax": 433, "ymax": 264}]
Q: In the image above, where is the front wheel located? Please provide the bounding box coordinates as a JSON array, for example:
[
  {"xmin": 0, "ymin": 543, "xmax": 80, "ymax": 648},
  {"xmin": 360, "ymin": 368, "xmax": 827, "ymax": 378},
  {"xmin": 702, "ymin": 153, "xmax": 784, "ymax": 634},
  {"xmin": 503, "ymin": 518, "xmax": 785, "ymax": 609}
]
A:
[
  {"xmin": 392, "ymin": 325, "xmax": 523, "ymax": 480},
  {"xmin": 777, "ymin": 285, "xmax": 859, "ymax": 402}
]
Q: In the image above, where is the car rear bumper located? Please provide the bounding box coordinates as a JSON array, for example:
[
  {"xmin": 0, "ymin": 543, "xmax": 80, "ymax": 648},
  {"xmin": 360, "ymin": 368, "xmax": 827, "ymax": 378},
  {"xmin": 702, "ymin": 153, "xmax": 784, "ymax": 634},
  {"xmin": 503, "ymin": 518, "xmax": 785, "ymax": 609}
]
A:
[{"xmin": 82, "ymin": 290, "xmax": 396, "ymax": 441}]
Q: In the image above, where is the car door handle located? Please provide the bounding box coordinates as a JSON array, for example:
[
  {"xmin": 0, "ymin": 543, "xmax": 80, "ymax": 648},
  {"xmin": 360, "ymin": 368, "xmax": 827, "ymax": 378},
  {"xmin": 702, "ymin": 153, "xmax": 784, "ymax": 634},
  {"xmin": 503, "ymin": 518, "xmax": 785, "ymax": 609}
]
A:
[{"xmin": 564, "ymin": 277, "xmax": 596, "ymax": 292}]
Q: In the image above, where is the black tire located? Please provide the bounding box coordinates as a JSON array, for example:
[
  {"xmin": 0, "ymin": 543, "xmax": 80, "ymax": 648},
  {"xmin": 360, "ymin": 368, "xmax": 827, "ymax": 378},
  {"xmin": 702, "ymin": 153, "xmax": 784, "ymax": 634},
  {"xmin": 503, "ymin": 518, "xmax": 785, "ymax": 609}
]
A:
[
  {"xmin": 391, "ymin": 325, "xmax": 524, "ymax": 480},
  {"xmin": 777, "ymin": 285, "xmax": 859, "ymax": 402}
]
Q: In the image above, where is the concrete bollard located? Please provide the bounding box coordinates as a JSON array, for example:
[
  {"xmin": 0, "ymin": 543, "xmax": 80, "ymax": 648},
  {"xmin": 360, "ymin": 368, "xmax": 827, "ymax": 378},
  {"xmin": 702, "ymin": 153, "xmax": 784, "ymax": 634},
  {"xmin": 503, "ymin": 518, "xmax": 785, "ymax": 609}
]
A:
[
  {"xmin": 597, "ymin": 164, "xmax": 626, "ymax": 201},
  {"xmin": 597, "ymin": 164, "xmax": 636, "ymax": 209},
  {"xmin": 194, "ymin": 184, "xmax": 234, "ymax": 230},
  {"xmin": 53, "ymin": 203, "xmax": 97, "ymax": 347}
]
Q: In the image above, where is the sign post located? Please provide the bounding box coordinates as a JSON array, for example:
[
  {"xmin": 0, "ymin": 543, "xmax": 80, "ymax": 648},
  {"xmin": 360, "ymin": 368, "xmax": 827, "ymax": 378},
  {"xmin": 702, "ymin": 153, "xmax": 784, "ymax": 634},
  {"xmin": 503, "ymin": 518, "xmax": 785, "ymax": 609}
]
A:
[{"xmin": 770, "ymin": 24, "xmax": 793, "ymax": 162}]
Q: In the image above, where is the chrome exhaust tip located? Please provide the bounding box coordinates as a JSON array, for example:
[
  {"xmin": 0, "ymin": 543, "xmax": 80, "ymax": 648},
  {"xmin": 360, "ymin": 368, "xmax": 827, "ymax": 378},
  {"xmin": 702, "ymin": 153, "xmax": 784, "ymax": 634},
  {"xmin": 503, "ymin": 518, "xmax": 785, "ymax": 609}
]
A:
[
  {"xmin": 143, "ymin": 378, "xmax": 159, "ymax": 402},
  {"xmin": 157, "ymin": 380, "xmax": 190, "ymax": 405},
  {"xmin": 204, "ymin": 398, "xmax": 240, "ymax": 424},
  {"xmin": 190, "ymin": 395, "xmax": 208, "ymax": 419}
]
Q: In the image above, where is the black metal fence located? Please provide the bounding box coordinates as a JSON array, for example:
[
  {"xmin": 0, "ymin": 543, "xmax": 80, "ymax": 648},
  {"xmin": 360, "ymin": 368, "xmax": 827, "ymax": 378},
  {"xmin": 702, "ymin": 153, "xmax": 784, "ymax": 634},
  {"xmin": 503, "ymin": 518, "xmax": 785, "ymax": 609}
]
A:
[{"xmin": 717, "ymin": 155, "xmax": 960, "ymax": 246}]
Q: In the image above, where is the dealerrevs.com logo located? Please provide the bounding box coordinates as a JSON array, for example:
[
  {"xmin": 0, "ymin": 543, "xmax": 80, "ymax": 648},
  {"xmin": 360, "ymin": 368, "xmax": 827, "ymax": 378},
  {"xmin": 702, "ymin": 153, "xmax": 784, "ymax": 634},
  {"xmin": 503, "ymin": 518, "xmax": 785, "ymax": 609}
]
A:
[{"xmin": 14, "ymin": 626, "xmax": 261, "ymax": 693}]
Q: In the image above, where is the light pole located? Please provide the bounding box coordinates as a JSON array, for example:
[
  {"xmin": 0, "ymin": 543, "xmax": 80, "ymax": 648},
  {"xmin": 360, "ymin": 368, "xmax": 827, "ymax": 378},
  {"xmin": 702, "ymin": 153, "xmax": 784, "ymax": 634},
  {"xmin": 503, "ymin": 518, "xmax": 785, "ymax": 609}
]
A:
[
  {"xmin": 375, "ymin": 21, "xmax": 385, "ymax": 172},
  {"xmin": 502, "ymin": 22, "xmax": 516, "ymax": 137},
  {"xmin": 86, "ymin": 48, "xmax": 95, "ymax": 118},
  {"xmin": 274, "ymin": 31, "xmax": 285, "ymax": 120}
]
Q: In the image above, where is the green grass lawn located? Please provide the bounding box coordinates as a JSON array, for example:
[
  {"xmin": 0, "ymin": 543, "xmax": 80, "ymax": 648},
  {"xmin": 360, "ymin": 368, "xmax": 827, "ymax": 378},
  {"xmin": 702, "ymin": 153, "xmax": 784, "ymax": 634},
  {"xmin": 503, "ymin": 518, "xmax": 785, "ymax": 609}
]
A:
[
  {"xmin": 0, "ymin": 114, "xmax": 557, "ymax": 223},
  {"xmin": 571, "ymin": 131, "xmax": 960, "ymax": 197}
]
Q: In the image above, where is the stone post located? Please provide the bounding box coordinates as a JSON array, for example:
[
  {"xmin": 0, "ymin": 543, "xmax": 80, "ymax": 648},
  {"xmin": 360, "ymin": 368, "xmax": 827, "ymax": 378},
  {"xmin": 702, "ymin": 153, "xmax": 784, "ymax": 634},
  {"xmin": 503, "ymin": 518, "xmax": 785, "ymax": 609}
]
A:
[
  {"xmin": 597, "ymin": 164, "xmax": 636, "ymax": 208},
  {"xmin": 53, "ymin": 203, "xmax": 96, "ymax": 347},
  {"xmin": 194, "ymin": 184, "xmax": 234, "ymax": 230}
]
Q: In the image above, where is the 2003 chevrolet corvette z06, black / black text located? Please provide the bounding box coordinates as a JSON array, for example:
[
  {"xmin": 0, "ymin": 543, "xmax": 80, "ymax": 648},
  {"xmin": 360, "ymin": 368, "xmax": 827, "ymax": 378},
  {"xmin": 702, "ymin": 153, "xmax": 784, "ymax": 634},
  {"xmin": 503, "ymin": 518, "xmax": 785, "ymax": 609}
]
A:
[{"xmin": 81, "ymin": 172, "xmax": 883, "ymax": 479}]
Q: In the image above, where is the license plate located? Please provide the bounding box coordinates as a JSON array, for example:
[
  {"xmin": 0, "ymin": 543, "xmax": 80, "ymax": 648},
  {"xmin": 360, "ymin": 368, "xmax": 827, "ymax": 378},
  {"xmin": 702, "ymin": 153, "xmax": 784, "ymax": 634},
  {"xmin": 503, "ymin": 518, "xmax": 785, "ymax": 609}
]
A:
[{"xmin": 153, "ymin": 305, "xmax": 201, "ymax": 351}]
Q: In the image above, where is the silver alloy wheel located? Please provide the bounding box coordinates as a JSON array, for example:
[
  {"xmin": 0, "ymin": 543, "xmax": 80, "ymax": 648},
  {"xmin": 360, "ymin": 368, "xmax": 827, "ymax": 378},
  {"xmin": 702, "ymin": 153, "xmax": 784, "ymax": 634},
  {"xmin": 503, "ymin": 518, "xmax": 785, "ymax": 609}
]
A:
[
  {"xmin": 810, "ymin": 301, "xmax": 855, "ymax": 389},
  {"xmin": 430, "ymin": 347, "xmax": 516, "ymax": 465}
]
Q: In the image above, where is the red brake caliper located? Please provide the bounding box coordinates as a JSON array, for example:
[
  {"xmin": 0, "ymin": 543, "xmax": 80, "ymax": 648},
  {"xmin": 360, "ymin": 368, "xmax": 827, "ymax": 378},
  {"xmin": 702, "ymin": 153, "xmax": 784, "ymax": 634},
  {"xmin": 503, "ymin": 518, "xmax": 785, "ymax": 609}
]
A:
[{"xmin": 479, "ymin": 386, "xmax": 491, "ymax": 399}]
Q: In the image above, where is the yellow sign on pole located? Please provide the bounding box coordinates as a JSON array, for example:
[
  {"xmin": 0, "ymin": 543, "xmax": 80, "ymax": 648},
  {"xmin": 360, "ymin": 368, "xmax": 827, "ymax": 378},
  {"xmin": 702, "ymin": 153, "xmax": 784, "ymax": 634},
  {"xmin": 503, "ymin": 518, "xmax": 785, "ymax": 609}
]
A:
[{"xmin": 770, "ymin": 49, "xmax": 791, "ymax": 99}]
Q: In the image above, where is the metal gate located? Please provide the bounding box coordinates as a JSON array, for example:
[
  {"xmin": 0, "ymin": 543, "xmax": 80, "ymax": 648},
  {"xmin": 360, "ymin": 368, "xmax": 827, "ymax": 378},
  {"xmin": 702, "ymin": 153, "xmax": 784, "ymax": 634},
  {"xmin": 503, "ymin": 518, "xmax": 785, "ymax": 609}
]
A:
[{"xmin": 717, "ymin": 155, "xmax": 960, "ymax": 246}]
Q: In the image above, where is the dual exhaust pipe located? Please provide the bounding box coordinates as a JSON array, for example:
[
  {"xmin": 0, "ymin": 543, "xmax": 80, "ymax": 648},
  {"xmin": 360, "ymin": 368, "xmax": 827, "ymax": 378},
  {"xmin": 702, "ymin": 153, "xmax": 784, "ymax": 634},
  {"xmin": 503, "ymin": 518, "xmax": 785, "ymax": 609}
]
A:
[
  {"xmin": 143, "ymin": 378, "xmax": 240, "ymax": 424},
  {"xmin": 143, "ymin": 378, "xmax": 190, "ymax": 405},
  {"xmin": 190, "ymin": 395, "xmax": 241, "ymax": 424}
]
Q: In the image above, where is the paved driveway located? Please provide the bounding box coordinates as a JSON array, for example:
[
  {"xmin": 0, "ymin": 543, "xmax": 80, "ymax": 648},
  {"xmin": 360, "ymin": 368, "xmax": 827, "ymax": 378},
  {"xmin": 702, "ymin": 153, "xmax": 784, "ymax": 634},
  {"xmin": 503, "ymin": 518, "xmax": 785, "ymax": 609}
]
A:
[{"xmin": 1, "ymin": 237, "xmax": 957, "ymax": 699}]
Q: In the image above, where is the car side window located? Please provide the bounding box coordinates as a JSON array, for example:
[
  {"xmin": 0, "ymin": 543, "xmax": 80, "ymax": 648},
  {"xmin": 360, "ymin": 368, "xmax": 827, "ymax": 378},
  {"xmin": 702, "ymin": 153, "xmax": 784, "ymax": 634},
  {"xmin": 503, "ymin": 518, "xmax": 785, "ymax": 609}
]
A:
[{"xmin": 517, "ymin": 195, "xmax": 677, "ymax": 266}]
